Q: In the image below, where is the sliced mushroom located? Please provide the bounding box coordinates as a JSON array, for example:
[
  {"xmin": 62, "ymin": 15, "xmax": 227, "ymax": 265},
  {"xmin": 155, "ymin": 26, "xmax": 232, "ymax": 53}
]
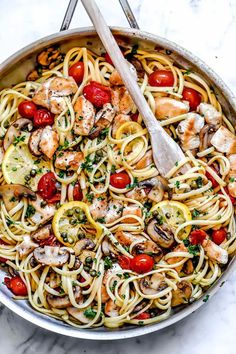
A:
[
  {"xmin": 147, "ymin": 220, "xmax": 174, "ymax": 248},
  {"xmin": 31, "ymin": 224, "xmax": 52, "ymax": 241},
  {"xmin": 37, "ymin": 47, "xmax": 62, "ymax": 68},
  {"xmin": 67, "ymin": 307, "xmax": 92, "ymax": 323},
  {"xmin": 171, "ymin": 281, "xmax": 192, "ymax": 307},
  {"xmin": 28, "ymin": 128, "xmax": 43, "ymax": 156},
  {"xmin": 47, "ymin": 286, "xmax": 81, "ymax": 309},
  {"xmin": 139, "ymin": 273, "xmax": 166, "ymax": 295},
  {"xmin": 105, "ymin": 299, "xmax": 120, "ymax": 317},
  {"xmin": 102, "ymin": 237, "xmax": 119, "ymax": 257},
  {"xmin": 74, "ymin": 239, "xmax": 95, "ymax": 256},
  {"xmin": 0, "ymin": 184, "xmax": 36, "ymax": 212},
  {"xmin": 134, "ymin": 240, "xmax": 163, "ymax": 262},
  {"xmin": 29, "ymin": 194, "xmax": 56, "ymax": 225},
  {"xmin": 79, "ymin": 250, "xmax": 96, "ymax": 263},
  {"xmin": 33, "ymin": 246, "xmax": 69, "ymax": 266},
  {"xmin": 16, "ymin": 236, "xmax": 38, "ymax": 258},
  {"xmin": 182, "ymin": 259, "xmax": 194, "ymax": 275},
  {"xmin": 139, "ymin": 176, "xmax": 169, "ymax": 203},
  {"xmin": 199, "ymin": 124, "xmax": 217, "ymax": 151},
  {"xmin": 129, "ymin": 57, "xmax": 145, "ymax": 79},
  {"xmin": 26, "ymin": 69, "xmax": 40, "ymax": 82},
  {"xmin": 3, "ymin": 118, "xmax": 33, "ymax": 151}
]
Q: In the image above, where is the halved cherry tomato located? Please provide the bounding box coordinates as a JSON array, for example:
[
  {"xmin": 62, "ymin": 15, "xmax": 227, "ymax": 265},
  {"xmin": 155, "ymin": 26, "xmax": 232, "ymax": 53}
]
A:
[
  {"xmin": 38, "ymin": 172, "xmax": 57, "ymax": 200},
  {"xmin": 47, "ymin": 192, "xmax": 61, "ymax": 204},
  {"xmin": 131, "ymin": 113, "xmax": 139, "ymax": 122},
  {"xmin": 205, "ymin": 170, "xmax": 219, "ymax": 188},
  {"xmin": 4, "ymin": 276, "xmax": 28, "ymax": 296},
  {"xmin": 219, "ymin": 187, "xmax": 235, "ymax": 205},
  {"xmin": 68, "ymin": 61, "xmax": 84, "ymax": 84},
  {"xmin": 130, "ymin": 254, "xmax": 154, "ymax": 274},
  {"xmin": 135, "ymin": 312, "xmax": 151, "ymax": 320},
  {"xmin": 39, "ymin": 235, "xmax": 57, "ymax": 247},
  {"xmin": 148, "ymin": 70, "xmax": 174, "ymax": 87},
  {"xmin": 18, "ymin": 101, "xmax": 37, "ymax": 119},
  {"xmin": 118, "ymin": 255, "xmax": 131, "ymax": 269},
  {"xmin": 182, "ymin": 87, "xmax": 201, "ymax": 111},
  {"xmin": 104, "ymin": 52, "xmax": 113, "ymax": 65},
  {"xmin": 83, "ymin": 81, "xmax": 111, "ymax": 108},
  {"xmin": 212, "ymin": 228, "xmax": 227, "ymax": 245},
  {"xmin": 73, "ymin": 183, "xmax": 83, "ymax": 201},
  {"xmin": 0, "ymin": 239, "xmax": 7, "ymax": 263},
  {"xmin": 189, "ymin": 229, "xmax": 207, "ymax": 245},
  {"xmin": 79, "ymin": 275, "xmax": 90, "ymax": 290},
  {"xmin": 110, "ymin": 172, "xmax": 131, "ymax": 189},
  {"xmin": 33, "ymin": 108, "xmax": 54, "ymax": 127}
]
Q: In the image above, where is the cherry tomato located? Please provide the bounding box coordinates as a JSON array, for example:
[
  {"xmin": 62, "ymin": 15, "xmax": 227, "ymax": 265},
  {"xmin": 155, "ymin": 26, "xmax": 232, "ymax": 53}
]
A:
[
  {"xmin": 73, "ymin": 183, "xmax": 83, "ymax": 201},
  {"xmin": 104, "ymin": 52, "xmax": 113, "ymax": 65},
  {"xmin": 83, "ymin": 81, "xmax": 111, "ymax": 108},
  {"xmin": 38, "ymin": 172, "xmax": 57, "ymax": 200},
  {"xmin": 182, "ymin": 87, "xmax": 201, "ymax": 111},
  {"xmin": 0, "ymin": 239, "xmax": 7, "ymax": 262},
  {"xmin": 130, "ymin": 254, "xmax": 154, "ymax": 274},
  {"xmin": 135, "ymin": 312, "xmax": 151, "ymax": 320},
  {"xmin": 68, "ymin": 61, "xmax": 84, "ymax": 84},
  {"xmin": 118, "ymin": 255, "xmax": 131, "ymax": 269},
  {"xmin": 47, "ymin": 192, "xmax": 61, "ymax": 204},
  {"xmin": 212, "ymin": 228, "xmax": 227, "ymax": 245},
  {"xmin": 205, "ymin": 170, "xmax": 219, "ymax": 188},
  {"xmin": 189, "ymin": 229, "xmax": 207, "ymax": 245},
  {"xmin": 219, "ymin": 187, "xmax": 235, "ymax": 205},
  {"xmin": 131, "ymin": 113, "xmax": 139, "ymax": 122},
  {"xmin": 39, "ymin": 235, "xmax": 57, "ymax": 247},
  {"xmin": 33, "ymin": 109, "xmax": 55, "ymax": 127},
  {"xmin": 148, "ymin": 70, "xmax": 174, "ymax": 87},
  {"xmin": 110, "ymin": 172, "xmax": 131, "ymax": 189},
  {"xmin": 18, "ymin": 100, "xmax": 37, "ymax": 119},
  {"xmin": 78, "ymin": 275, "xmax": 90, "ymax": 290},
  {"xmin": 4, "ymin": 276, "xmax": 28, "ymax": 296}
]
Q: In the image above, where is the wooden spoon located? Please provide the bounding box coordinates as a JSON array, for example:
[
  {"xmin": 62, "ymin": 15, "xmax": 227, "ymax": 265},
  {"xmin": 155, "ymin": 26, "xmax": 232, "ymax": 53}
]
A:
[{"xmin": 81, "ymin": 0, "xmax": 185, "ymax": 176}]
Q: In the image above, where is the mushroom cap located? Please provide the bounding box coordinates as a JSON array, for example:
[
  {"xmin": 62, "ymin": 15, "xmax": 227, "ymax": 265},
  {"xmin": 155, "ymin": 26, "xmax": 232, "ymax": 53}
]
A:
[
  {"xmin": 147, "ymin": 219, "xmax": 174, "ymax": 248},
  {"xmin": 0, "ymin": 184, "xmax": 36, "ymax": 212},
  {"xmin": 33, "ymin": 246, "xmax": 69, "ymax": 266},
  {"xmin": 74, "ymin": 238, "xmax": 95, "ymax": 256},
  {"xmin": 139, "ymin": 273, "xmax": 166, "ymax": 296}
]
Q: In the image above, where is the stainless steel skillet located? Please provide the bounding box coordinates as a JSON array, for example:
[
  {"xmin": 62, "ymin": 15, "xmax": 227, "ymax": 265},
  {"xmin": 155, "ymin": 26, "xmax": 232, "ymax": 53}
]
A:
[{"xmin": 0, "ymin": 0, "xmax": 235, "ymax": 341}]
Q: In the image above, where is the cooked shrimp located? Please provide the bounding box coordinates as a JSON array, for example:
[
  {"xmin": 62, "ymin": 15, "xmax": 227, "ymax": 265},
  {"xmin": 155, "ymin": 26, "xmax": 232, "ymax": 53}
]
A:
[
  {"xmin": 33, "ymin": 77, "xmax": 78, "ymax": 114},
  {"xmin": 112, "ymin": 114, "xmax": 132, "ymax": 138},
  {"xmin": 111, "ymin": 87, "xmax": 133, "ymax": 114},
  {"xmin": 167, "ymin": 243, "xmax": 188, "ymax": 273},
  {"xmin": 89, "ymin": 193, "xmax": 108, "ymax": 220},
  {"xmin": 55, "ymin": 151, "xmax": 84, "ymax": 171},
  {"xmin": 171, "ymin": 281, "xmax": 192, "ymax": 307},
  {"xmin": 105, "ymin": 299, "xmax": 120, "ymax": 317},
  {"xmin": 122, "ymin": 203, "xmax": 143, "ymax": 223},
  {"xmin": 125, "ymin": 187, "xmax": 148, "ymax": 203},
  {"xmin": 39, "ymin": 126, "xmax": 59, "ymax": 159},
  {"xmin": 176, "ymin": 113, "xmax": 204, "ymax": 151},
  {"xmin": 227, "ymin": 154, "xmax": 236, "ymax": 197},
  {"xmin": 202, "ymin": 239, "xmax": 228, "ymax": 264},
  {"xmin": 89, "ymin": 103, "xmax": 116, "ymax": 139},
  {"xmin": 109, "ymin": 62, "xmax": 137, "ymax": 86},
  {"xmin": 135, "ymin": 150, "xmax": 153, "ymax": 169},
  {"xmin": 115, "ymin": 231, "xmax": 145, "ymax": 246},
  {"xmin": 211, "ymin": 126, "xmax": 236, "ymax": 155},
  {"xmin": 198, "ymin": 103, "xmax": 222, "ymax": 128},
  {"xmin": 105, "ymin": 199, "xmax": 123, "ymax": 224},
  {"xmin": 73, "ymin": 95, "xmax": 95, "ymax": 136},
  {"xmin": 29, "ymin": 194, "xmax": 56, "ymax": 225},
  {"xmin": 155, "ymin": 97, "xmax": 189, "ymax": 120}
]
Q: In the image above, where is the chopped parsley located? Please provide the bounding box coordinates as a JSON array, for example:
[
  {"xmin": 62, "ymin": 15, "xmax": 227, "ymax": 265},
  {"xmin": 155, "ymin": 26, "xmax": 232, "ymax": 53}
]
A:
[
  {"xmin": 58, "ymin": 139, "xmax": 69, "ymax": 150},
  {"xmin": 97, "ymin": 196, "xmax": 105, "ymax": 201},
  {"xmin": 99, "ymin": 127, "xmax": 109, "ymax": 139},
  {"xmin": 6, "ymin": 216, "xmax": 15, "ymax": 226},
  {"xmin": 25, "ymin": 205, "xmax": 36, "ymax": 218},
  {"xmin": 111, "ymin": 165, "xmax": 116, "ymax": 174},
  {"xmin": 203, "ymin": 294, "xmax": 210, "ymax": 303},
  {"xmin": 110, "ymin": 280, "xmax": 118, "ymax": 292},
  {"xmin": 183, "ymin": 239, "xmax": 200, "ymax": 256},
  {"xmin": 175, "ymin": 161, "xmax": 179, "ymax": 166},
  {"xmin": 81, "ymin": 155, "xmax": 94, "ymax": 172},
  {"xmin": 126, "ymin": 44, "xmax": 139, "ymax": 60},
  {"xmin": 13, "ymin": 135, "xmax": 26, "ymax": 146},
  {"xmin": 229, "ymin": 177, "xmax": 235, "ymax": 182},
  {"xmin": 78, "ymin": 116, "xmax": 84, "ymax": 121},
  {"xmin": 96, "ymin": 217, "xmax": 105, "ymax": 223},
  {"xmin": 175, "ymin": 181, "xmax": 180, "ymax": 189},
  {"xmin": 192, "ymin": 209, "xmax": 200, "ymax": 219},
  {"xmin": 84, "ymin": 307, "xmax": 97, "ymax": 319},
  {"xmin": 126, "ymin": 177, "xmax": 139, "ymax": 189},
  {"xmin": 183, "ymin": 69, "xmax": 192, "ymax": 75},
  {"xmin": 58, "ymin": 170, "xmax": 66, "ymax": 178},
  {"xmin": 86, "ymin": 193, "xmax": 94, "ymax": 203},
  {"xmin": 196, "ymin": 176, "xmax": 203, "ymax": 188}
]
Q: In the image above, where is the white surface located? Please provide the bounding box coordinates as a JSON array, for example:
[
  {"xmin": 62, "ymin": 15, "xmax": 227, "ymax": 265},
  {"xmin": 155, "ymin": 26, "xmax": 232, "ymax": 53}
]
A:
[{"xmin": 0, "ymin": 0, "xmax": 235, "ymax": 353}]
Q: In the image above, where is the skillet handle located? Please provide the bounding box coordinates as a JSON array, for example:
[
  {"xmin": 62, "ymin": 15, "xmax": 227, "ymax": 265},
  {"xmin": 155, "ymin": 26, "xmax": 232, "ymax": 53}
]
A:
[
  {"xmin": 118, "ymin": 0, "xmax": 139, "ymax": 29},
  {"xmin": 60, "ymin": 0, "xmax": 78, "ymax": 31}
]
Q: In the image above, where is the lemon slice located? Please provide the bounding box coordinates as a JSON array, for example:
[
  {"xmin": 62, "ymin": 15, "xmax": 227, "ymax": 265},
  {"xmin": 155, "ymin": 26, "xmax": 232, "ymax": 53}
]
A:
[
  {"xmin": 150, "ymin": 200, "xmax": 192, "ymax": 239},
  {"xmin": 115, "ymin": 122, "xmax": 144, "ymax": 140},
  {"xmin": 52, "ymin": 201, "xmax": 103, "ymax": 247},
  {"xmin": 2, "ymin": 142, "xmax": 50, "ymax": 191}
]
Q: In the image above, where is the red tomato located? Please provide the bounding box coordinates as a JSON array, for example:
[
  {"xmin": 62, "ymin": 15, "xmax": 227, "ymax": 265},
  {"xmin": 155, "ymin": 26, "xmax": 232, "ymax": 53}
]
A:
[
  {"xmin": 182, "ymin": 87, "xmax": 201, "ymax": 111},
  {"xmin": 189, "ymin": 229, "xmax": 207, "ymax": 245},
  {"xmin": 4, "ymin": 276, "xmax": 28, "ymax": 296},
  {"xmin": 104, "ymin": 52, "xmax": 113, "ymax": 65},
  {"xmin": 212, "ymin": 229, "xmax": 227, "ymax": 245},
  {"xmin": 38, "ymin": 172, "xmax": 57, "ymax": 200},
  {"xmin": 205, "ymin": 170, "xmax": 219, "ymax": 188},
  {"xmin": 73, "ymin": 183, "xmax": 83, "ymax": 201},
  {"xmin": 18, "ymin": 101, "xmax": 37, "ymax": 119},
  {"xmin": 219, "ymin": 187, "xmax": 235, "ymax": 205},
  {"xmin": 47, "ymin": 192, "xmax": 61, "ymax": 204},
  {"xmin": 83, "ymin": 81, "xmax": 111, "ymax": 108},
  {"xmin": 130, "ymin": 254, "xmax": 154, "ymax": 274},
  {"xmin": 131, "ymin": 113, "xmax": 139, "ymax": 122},
  {"xmin": 78, "ymin": 275, "xmax": 90, "ymax": 290},
  {"xmin": 135, "ymin": 312, "xmax": 151, "ymax": 320},
  {"xmin": 148, "ymin": 70, "xmax": 174, "ymax": 87},
  {"xmin": 110, "ymin": 172, "xmax": 131, "ymax": 189},
  {"xmin": 39, "ymin": 235, "xmax": 57, "ymax": 247},
  {"xmin": 118, "ymin": 255, "xmax": 131, "ymax": 269},
  {"xmin": 68, "ymin": 61, "xmax": 84, "ymax": 84},
  {"xmin": 33, "ymin": 109, "xmax": 55, "ymax": 127}
]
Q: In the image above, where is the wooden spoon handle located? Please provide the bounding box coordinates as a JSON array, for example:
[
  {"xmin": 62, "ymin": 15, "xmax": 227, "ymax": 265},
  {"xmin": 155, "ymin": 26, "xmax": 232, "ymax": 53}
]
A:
[{"xmin": 81, "ymin": 0, "xmax": 161, "ymax": 133}]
